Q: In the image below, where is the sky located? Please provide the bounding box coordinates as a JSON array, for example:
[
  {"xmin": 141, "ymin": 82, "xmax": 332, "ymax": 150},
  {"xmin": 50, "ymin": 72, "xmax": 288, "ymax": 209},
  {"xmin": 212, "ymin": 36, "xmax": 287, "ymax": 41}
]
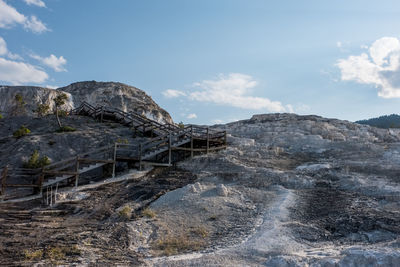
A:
[{"xmin": 1, "ymin": 0, "xmax": 400, "ymax": 124}]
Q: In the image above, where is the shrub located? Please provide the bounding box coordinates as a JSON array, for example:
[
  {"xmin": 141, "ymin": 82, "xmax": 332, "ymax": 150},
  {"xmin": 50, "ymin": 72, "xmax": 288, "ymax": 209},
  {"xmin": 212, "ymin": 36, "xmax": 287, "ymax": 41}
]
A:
[
  {"xmin": 119, "ymin": 205, "xmax": 132, "ymax": 219},
  {"xmin": 36, "ymin": 103, "xmax": 50, "ymax": 117},
  {"xmin": 23, "ymin": 150, "xmax": 51, "ymax": 169},
  {"xmin": 0, "ymin": 113, "xmax": 3, "ymax": 119},
  {"xmin": 178, "ymin": 121, "xmax": 185, "ymax": 129},
  {"xmin": 56, "ymin": 110, "xmax": 69, "ymax": 117},
  {"xmin": 116, "ymin": 138, "xmax": 129, "ymax": 144},
  {"xmin": 142, "ymin": 208, "xmax": 156, "ymax": 218},
  {"xmin": 56, "ymin": 126, "xmax": 76, "ymax": 133},
  {"xmin": 13, "ymin": 125, "xmax": 31, "ymax": 138}
]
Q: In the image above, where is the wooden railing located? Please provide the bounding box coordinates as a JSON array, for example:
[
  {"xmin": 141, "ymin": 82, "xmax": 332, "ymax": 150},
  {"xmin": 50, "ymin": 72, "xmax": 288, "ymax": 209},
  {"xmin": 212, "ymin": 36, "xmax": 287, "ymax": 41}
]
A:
[{"xmin": 1, "ymin": 102, "xmax": 227, "ymax": 201}]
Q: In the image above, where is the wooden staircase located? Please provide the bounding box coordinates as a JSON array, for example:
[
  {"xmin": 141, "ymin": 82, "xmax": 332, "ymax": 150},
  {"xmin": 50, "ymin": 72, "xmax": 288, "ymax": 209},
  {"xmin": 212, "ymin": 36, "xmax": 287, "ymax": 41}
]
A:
[{"xmin": 0, "ymin": 102, "xmax": 227, "ymax": 203}]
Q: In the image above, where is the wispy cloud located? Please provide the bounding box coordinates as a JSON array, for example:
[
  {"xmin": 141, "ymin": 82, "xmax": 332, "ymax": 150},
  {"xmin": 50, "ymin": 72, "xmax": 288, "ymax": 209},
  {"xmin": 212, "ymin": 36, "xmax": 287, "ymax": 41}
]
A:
[
  {"xmin": 189, "ymin": 73, "xmax": 286, "ymax": 112},
  {"xmin": 0, "ymin": 0, "xmax": 48, "ymax": 33},
  {"xmin": 162, "ymin": 89, "xmax": 186, "ymax": 98},
  {"xmin": 337, "ymin": 37, "xmax": 400, "ymax": 98},
  {"xmin": 30, "ymin": 53, "xmax": 67, "ymax": 72},
  {"xmin": 24, "ymin": 0, "xmax": 46, "ymax": 8},
  {"xmin": 24, "ymin": 15, "xmax": 48, "ymax": 33}
]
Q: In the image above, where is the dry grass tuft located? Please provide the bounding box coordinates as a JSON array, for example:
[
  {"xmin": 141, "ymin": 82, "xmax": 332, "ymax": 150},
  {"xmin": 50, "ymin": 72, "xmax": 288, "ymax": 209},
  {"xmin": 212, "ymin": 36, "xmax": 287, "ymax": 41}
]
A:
[
  {"xmin": 119, "ymin": 205, "xmax": 133, "ymax": 219},
  {"xmin": 24, "ymin": 249, "xmax": 43, "ymax": 261},
  {"xmin": 153, "ymin": 235, "xmax": 205, "ymax": 256},
  {"xmin": 142, "ymin": 208, "xmax": 156, "ymax": 218}
]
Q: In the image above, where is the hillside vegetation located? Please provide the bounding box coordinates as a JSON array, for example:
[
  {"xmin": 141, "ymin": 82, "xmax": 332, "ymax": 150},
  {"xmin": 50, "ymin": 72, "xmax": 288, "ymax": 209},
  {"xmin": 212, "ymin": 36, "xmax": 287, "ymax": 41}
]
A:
[{"xmin": 356, "ymin": 114, "xmax": 400, "ymax": 128}]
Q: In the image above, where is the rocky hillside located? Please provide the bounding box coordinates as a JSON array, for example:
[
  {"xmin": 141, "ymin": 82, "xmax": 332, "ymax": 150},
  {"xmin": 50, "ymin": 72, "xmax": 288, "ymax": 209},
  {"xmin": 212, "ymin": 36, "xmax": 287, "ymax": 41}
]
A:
[
  {"xmin": 0, "ymin": 81, "xmax": 173, "ymax": 124},
  {"xmin": 59, "ymin": 81, "xmax": 173, "ymax": 124},
  {"xmin": 1, "ymin": 112, "xmax": 399, "ymax": 266}
]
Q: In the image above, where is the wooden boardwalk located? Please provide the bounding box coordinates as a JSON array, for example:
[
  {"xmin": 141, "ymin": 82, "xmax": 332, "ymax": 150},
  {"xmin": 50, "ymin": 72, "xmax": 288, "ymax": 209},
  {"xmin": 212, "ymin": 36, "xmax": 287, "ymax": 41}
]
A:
[{"xmin": 0, "ymin": 102, "xmax": 226, "ymax": 202}]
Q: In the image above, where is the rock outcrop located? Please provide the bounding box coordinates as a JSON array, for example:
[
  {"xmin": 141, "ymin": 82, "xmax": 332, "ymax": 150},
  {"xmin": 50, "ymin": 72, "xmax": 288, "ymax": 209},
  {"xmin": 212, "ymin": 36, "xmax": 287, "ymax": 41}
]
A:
[
  {"xmin": 0, "ymin": 81, "xmax": 173, "ymax": 124},
  {"xmin": 0, "ymin": 86, "xmax": 73, "ymax": 117}
]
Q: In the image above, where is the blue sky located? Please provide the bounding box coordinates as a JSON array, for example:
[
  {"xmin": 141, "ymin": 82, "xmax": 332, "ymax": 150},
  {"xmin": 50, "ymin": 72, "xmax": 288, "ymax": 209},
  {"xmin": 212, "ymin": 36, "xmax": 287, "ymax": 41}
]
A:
[{"xmin": 1, "ymin": 0, "xmax": 400, "ymax": 124}]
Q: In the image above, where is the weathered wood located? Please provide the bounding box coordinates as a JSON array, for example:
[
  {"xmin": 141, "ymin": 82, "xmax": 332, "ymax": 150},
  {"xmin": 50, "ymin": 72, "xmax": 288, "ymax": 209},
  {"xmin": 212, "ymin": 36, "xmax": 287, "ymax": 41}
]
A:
[
  {"xmin": 77, "ymin": 158, "xmax": 114, "ymax": 164},
  {"xmin": 75, "ymin": 156, "xmax": 79, "ymax": 187},
  {"xmin": 43, "ymin": 170, "xmax": 78, "ymax": 175},
  {"xmin": 5, "ymin": 184, "xmax": 39, "ymax": 188},
  {"xmin": 1, "ymin": 165, "xmax": 8, "ymax": 196}
]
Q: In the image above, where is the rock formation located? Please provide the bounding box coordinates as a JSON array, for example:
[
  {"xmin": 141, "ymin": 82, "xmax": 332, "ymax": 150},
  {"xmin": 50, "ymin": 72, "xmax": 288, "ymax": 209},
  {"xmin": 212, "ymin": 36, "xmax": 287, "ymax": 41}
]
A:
[{"xmin": 0, "ymin": 81, "xmax": 173, "ymax": 124}]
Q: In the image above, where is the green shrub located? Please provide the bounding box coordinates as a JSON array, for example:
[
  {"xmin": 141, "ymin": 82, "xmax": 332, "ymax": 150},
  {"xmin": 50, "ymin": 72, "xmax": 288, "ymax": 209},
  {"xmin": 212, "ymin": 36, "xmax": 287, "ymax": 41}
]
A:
[
  {"xmin": 35, "ymin": 103, "xmax": 50, "ymax": 117},
  {"xmin": 23, "ymin": 150, "xmax": 51, "ymax": 169},
  {"xmin": 178, "ymin": 121, "xmax": 185, "ymax": 129},
  {"xmin": 13, "ymin": 125, "xmax": 31, "ymax": 138},
  {"xmin": 116, "ymin": 138, "xmax": 129, "ymax": 144},
  {"xmin": 0, "ymin": 113, "xmax": 3, "ymax": 119},
  {"xmin": 56, "ymin": 126, "xmax": 76, "ymax": 133},
  {"xmin": 56, "ymin": 110, "xmax": 68, "ymax": 117}
]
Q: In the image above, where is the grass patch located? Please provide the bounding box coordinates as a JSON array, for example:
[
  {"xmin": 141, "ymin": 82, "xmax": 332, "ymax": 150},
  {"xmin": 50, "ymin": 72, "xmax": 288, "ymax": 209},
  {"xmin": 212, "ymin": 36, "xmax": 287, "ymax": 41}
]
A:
[
  {"xmin": 46, "ymin": 245, "xmax": 81, "ymax": 262},
  {"xmin": 56, "ymin": 126, "xmax": 76, "ymax": 133},
  {"xmin": 13, "ymin": 125, "xmax": 30, "ymax": 138},
  {"xmin": 24, "ymin": 249, "xmax": 43, "ymax": 261},
  {"xmin": 142, "ymin": 208, "xmax": 156, "ymax": 218},
  {"xmin": 191, "ymin": 226, "xmax": 209, "ymax": 238},
  {"xmin": 119, "ymin": 205, "xmax": 132, "ymax": 219},
  {"xmin": 153, "ymin": 235, "xmax": 205, "ymax": 256}
]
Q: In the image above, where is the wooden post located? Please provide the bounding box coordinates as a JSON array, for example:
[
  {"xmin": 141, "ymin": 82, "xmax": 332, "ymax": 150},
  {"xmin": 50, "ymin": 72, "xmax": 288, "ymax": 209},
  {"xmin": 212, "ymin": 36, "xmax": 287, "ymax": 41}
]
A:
[
  {"xmin": 139, "ymin": 143, "xmax": 142, "ymax": 171},
  {"xmin": 190, "ymin": 125, "xmax": 194, "ymax": 158},
  {"xmin": 75, "ymin": 156, "xmax": 79, "ymax": 187},
  {"xmin": 224, "ymin": 131, "xmax": 227, "ymax": 146},
  {"xmin": 38, "ymin": 167, "xmax": 44, "ymax": 196},
  {"xmin": 1, "ymin": 165, "xmax": 8, "ymax": 197},
  {"xmin": 206, "ymin": 127, "xmax": 209, "ymax": 154},
  {"xmin": 112, "ymin": 143, "xmax": 117, "ymax": 178},
  {"xmin": 54, "ymin": 183, "xmax": 58, "ymax": 205},
  {"xmin": 168, "ymin": 132, "xmax": 172, "ymax": 165}
]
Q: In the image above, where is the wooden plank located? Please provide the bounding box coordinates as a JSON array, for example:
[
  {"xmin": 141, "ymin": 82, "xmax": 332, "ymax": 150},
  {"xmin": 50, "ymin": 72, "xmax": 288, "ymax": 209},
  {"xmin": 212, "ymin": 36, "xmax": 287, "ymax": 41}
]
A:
[
  {"xmin": 43, "ymin": 170, "xmax": 78, "ymax": 175},
  {"xmin": 5, "ymin": 184, "xmax": 39, "ymax": 188},
  {"xmin": 141, "ymin": 162, "xmax": 172, "ymax": 167},
  {"xmin": 77, "ymin": 158, "xmax": 114, "ymax": 164}
]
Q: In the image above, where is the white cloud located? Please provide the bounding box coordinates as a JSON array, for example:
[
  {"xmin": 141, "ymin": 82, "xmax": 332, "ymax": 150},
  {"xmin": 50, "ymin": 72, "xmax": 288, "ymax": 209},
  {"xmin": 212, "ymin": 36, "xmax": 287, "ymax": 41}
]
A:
[
  {"xmin": 162, "ymin": 89, "xmax": 186, "ymax": 98},
  {"xmin": 0, "ymin": 0, "xmax": 48, "ymax": 33},
  {"xmin": 189, "ymin": 73, "xmax": 286, "ymax": 112},
  {"xmin": 24, "ymin": 0, "xmax": 46, "ymax": 8},
  {"xmin": 30, "ymin": 53, "xmax": 67, "ymax": 72},
  {"xmin": 337, "ymin": 37, "xmax": 400, "ymax": 98},
  {"xmin": 24, "ymin": 15, "xmax": 48, "ymax": 33},
  {"xmin": 0, "ymin": 0, "xmax": 25, "ymax": 28},
  {"xmin": 0, "ymin": 37, "xmax": 6, "ymax": 56},
  {"xmin": 0, "ymin": 57, "xmax": 48, "ymax": 84},
  {"xmin": 186, "ymin": 113, "xmax": 197, "ymax": 119},
  {"xmin": 336, "ymin": 41, "xmax": 342, "ymax": 48}
]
